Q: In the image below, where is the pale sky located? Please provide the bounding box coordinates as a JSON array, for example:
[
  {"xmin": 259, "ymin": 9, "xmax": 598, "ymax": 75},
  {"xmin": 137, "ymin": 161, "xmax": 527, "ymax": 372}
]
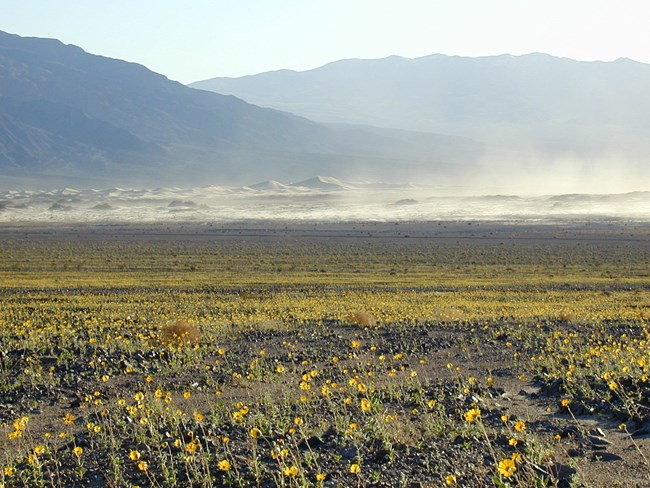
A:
[{"xmin": 2, "ymin": 0, "xmax": 650, "ymax": 84}]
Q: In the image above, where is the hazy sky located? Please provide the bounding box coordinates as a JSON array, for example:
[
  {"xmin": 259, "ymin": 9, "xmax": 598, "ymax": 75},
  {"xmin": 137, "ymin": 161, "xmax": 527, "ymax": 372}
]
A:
[{"xmin": 2, "ymin": 0, "xmax": 650, "ymax": 84}]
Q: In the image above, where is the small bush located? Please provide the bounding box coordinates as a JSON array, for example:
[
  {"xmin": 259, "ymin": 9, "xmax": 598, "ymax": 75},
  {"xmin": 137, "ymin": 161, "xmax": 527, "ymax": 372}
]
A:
[
  {"xmin": 349, "ymin": 312, "xmax": 377, "ymax": 326},
  {"xmin": 160, "ymin": 320, "xmax": 200, "ymax": 345}
]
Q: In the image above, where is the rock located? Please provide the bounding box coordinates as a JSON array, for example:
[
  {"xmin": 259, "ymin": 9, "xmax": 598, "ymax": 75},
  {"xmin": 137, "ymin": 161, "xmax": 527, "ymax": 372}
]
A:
[
  {"xmin": 587, "ymin": 435, "xmax": 612, "ymax": 446},
  {"xmin": 567, "ymin": 448, "xmax": 585, "ymax": 458}
]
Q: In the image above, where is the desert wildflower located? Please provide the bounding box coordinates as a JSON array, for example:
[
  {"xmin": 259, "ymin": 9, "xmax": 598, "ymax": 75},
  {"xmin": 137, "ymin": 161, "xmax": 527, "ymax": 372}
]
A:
[
  {"xmin": 186, "ymin": 439, "xmax": 201, "ymax": 453},
  {"xmin": 129, "ymin": 450, "xmax": 141, "ymax": 461},
  {"xmin": 464, "ymin": 408, "xmax": 481, "ymax": 423},
  {"xmin": 349, "ymin": 463, "xmax": 361, "ymax": 474},
  {"xmin": 63, "ymin": 413, "xmax": 75, "ymax": 425},
  {"xmin": 316, "ymin": 472, "xmax": 326, "ymax": 481},
  {"xmin": 3, "ymin": 465, "xmax": 16, "ymax": 476},
  {"xmin": 183, "ymin": 391, "xmax": 191, "ymax": 399},
  {"xmin": 218, "ymin": 459, "xmax": 231, "ymax": 471},
  {"xmin": 445, "ymin": 474, "xmax": 457, "ymax": 485},
  {"xmin": 509, "ymin": 437, "xmax": 518, "ymax": 446},
  {"xmin": 249, "ymin": 427, "xmax": 262, "ymax": 439},
  {"xmin": 294, "ymin": 417, "xmax": 303, "ymax": 426},
  {"xmin": 134, "ymin": 392, "xmax": 144, "ymax": 402},
  {"xmin": 73, "ymin": 446, "xmax": 83, "ymax": 457},
  {"xmin": 33, "ymin": 445, "xmax": 47, "ymax": 456},
  {"xmin": 360, "ymin": 398, "xmax": 372, "ymax": 412},
  {"xmin": 498, "ymin": 458, "xmax": 517, "ymax": 478},
  {"xmin": 514, "ymin": 421, "xmax": 526, "ymax": 432},
  {"xmin": 137, "ymin": 461, "xmax": 149, "ymax": 471},
  {"xmin": 283, "ymin": 466, "xmax": 299, "ymax": 477}
]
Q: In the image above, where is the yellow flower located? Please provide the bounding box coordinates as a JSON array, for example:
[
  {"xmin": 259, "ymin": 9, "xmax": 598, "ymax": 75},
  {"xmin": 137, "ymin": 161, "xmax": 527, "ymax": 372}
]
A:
[
  {"xmin": 508, "ymin": 437, "xmax": 518, "ymax": 446},
  {"xmin": 316, "ymin": 472, "xmax": 326, "ymax": 481},
  {"xmin": 360, "ymin": 398, "xmax": 372, "ymax": 412},
  {"xmin": 183, "ymin": 391, "xmax": 192, "ymax": 399},
  {"xmin": 186, "ymin": 439, "xmax": 200, "ymax": 453},
  {"xmin": 463, "ymin": 408, "xmax": 481, "ymax": 423},
  {"xmin": 283, "ymin": 465, "xmax": 299, "ymax": 477},
  {"xmin": 498, "ymin": 458, "xmax": 517, "ymax": 478},
  {"xmin": 134, "ymin": 392, "xmax": 144, "ymax": 402},
  {"xmin": 63, "ymin": 413, "xmax": 75, "ymax": 425},
  {"xmin": 294, "ymin": 417, "xmax": 303, "ymax": 426},
  {"xmin": 129, "ymin": 450, "xmax": 141, "ymax": 461},
  {"xmin": 445, "ymin": 474, "xmax": 457, "ymax": 485},
  {"xmin": 218, "ymin": 459, "xmax": 231, "ymax": 471},
  {"xmin": 73, "ymin": 446, "xmax": 83, "ymax": 457},
  {"xmin": 351, "ymin": 340, "xmax": 361, "ymax": 349},
  {"xmin": 249, "ymin": 427, "xmax": 262, "ymax": 439},
  {"xmin": 137, "ymin": 461, "xmax": 149, "ymax": 471},
  {"xmin": 193, "ymin": 411, "xmax": 205, "ymax": 422},
  {"xmin": 513, "ymin": 421, "xmax": 526, "ymax": 432},
  {"xmin": 349, "ymin": 463, "xmax": 361, "ymax": 474},
  {"xmin": 4, "ymin": 465, "xmax": 16, "ymax": 476},
  {"xmin": 33, "ymin": 445, "xmax": 46, "ymax": 456}
]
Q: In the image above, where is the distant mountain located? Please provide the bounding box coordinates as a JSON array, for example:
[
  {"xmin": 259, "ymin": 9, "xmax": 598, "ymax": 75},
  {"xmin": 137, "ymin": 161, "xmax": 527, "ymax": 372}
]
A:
[
  {"xmin": 0, "ymin": 31, "xmax": 483, "ymax": 189},
  {"xmin": 191, "ymin": 53, "xmax": 650, "ymax": 157}
]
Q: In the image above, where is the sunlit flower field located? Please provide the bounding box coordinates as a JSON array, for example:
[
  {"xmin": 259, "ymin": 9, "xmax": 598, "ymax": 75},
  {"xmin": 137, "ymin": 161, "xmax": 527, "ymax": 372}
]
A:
[{"xmin": 0, "ymin": 222, "xmax": 648, "ymax": 487}]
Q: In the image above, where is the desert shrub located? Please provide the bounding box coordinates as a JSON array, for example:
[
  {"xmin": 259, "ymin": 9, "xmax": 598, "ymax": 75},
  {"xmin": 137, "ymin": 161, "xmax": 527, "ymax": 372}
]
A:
[
  {"xmin": 349, "ymin": 312, "xmax": 377, "ymax": 326},
  {"xmin": 160, "ymin": 320, "xmax": 200, "ymax": 345}
]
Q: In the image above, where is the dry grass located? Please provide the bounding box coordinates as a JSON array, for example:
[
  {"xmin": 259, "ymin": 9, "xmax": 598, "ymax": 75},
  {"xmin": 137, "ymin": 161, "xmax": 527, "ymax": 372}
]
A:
[
  {"xmin": 349, "ymin": 312, "xmax": 377, "ymax": 326},
  {"xmin": 159, "ymin": 320, "xmax": 200, "ymax": 345}
]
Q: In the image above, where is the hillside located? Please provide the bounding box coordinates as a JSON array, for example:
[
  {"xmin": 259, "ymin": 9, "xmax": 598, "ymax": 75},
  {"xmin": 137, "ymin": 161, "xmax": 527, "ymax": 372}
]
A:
[
  {"xmin": 0, "ymin": 31, "xmax": 481, "ymax": 188},
  {"xmin": 192, "ymin": 53, "xmax": 650, "ymax": 155}
]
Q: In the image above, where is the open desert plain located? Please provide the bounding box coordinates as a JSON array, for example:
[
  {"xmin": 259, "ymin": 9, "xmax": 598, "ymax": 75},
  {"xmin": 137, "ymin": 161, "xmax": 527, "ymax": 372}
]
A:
[{"xmin": 0, "ymin": 220, "xmax": 648, "ymax": 487}]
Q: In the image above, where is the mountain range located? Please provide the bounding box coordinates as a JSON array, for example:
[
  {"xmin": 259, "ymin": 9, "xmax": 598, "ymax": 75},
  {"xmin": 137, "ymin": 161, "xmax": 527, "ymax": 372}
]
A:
[
  {"xmin": 192, "ymin": 53, "xmax": 650, "ymax": 153},
  {"xmin": 1, "ymin": 29, "xmax": 649, "ymax": 191},
  {"xmin": 0, "ymin": 31, "xmax": 481, "ymax": 189}
]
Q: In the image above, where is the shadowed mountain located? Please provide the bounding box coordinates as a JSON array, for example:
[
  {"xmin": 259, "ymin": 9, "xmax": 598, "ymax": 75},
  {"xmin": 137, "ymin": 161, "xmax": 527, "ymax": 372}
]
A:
[{"xmin": 0, "ymin": 31, "xmax": 483, "ymax": 189}]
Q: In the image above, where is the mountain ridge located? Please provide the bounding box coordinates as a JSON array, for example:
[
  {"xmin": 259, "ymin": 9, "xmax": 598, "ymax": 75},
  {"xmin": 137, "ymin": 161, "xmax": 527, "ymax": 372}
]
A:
[
  {"xmin": 0, "ymin": 30, "xmax": 486, "ymax": 189},
  {"xmin": 190, "ymin": 52, "xmax": 650, "ymax": 147}
]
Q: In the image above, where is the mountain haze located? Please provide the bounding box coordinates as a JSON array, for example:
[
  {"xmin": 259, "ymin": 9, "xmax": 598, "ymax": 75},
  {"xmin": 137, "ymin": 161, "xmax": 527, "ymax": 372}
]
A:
[
  {"xmin": 0, "ymin": 31, "xmax": 483, "ymax": 189},
  {"xmin": 192, "ymin": 53, "xmax": 650, "ymax": 137},
  {"xmin": 192, "ymin": 54, "xmax": 650, "ymax": 167}
]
